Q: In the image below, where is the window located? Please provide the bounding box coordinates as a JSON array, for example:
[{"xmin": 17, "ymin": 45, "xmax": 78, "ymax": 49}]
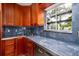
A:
[{"xmin": 44, "ymin": 3, "xmax": 72, "ymax": 33}]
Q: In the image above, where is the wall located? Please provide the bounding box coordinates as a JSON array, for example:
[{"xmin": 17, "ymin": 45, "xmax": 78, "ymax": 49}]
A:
[
  {"xmin": 72, "ymin": 3, "xmax": 79, "ymax": 43},
  {"xmin": 32, "ymin": 4, "xmax": 79, "ymax": 44},
  {"xmin": 3, "ymin": 4, "xmax": 79, "ymax": 44}
]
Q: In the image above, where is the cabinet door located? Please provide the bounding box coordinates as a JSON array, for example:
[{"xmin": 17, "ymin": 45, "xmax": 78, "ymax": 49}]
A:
[
  {"xmin": 24, "ymin": 38, "xmax": 35, "ymax": 56},
  {"xmin": 19, "ymin": 6, "xmax": 23, "ymax": 26},
  {"xmin": 37, "ymin": 4, "xmax": 44, "ymax": 26},
  {"xmin": 0, "ymin": 3, "xmax": 2, "ymax": 56},
  {"xmin": 14, "ymin": 4, "xmax": 23, "ymax": 26},
  {"xmin": 2, "ymin": 3, "xmax": 14, "ymax": 26},
  {"xmin": 0, "ymin": 3, "xmax": 2, "ymax": 27},
  {"xmin": 23, "ymin": 6, "xmax": 31, "ymax": 26},
  {"xmin": 31, "ymin": 4, "xmax": 38, "ymax": 26},
  {"xmin": 2, "ymin": 39, "xmax": 16, "ymax": 56},
  {"xmin": 16, "ymin": 37, "xmax": 24, "ymax": 55},
  {"xmin": 31, "ymin": 3, "xmax": 44, "ymax": 26},
  {"xmin": 14, "ymin": 4, "xmax": 20, "ymax": 26}
]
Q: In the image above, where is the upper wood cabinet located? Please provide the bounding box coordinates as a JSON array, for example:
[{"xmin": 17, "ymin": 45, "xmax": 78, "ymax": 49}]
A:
[
  {"xmin": 2, "ymin": 3, "xmax": 15, "ymax": 26},
  {"xmin": 0, "ymin": 3, "xmax": 2, "ymax": 36},
  {"xmin": 31, "ymin": 3, "xmax": 44, "ymax": 26},
  {"xmin": 22, "ymin": 6, "xmax": 31, "ymax": 26},
  {"xmin": 19, "ymin": 6, "xmax": 23, "ymax": 26},
  {"xmin": 2, "ymin": 3, "xmax": 44, "ymax": 26},
  {"xmin": 2, "ymin": 3, "xmax": 23, "ymax": 26},
  {"xmin": 14, "ymin": 4, "xmax": 23, "ymax": 26}
]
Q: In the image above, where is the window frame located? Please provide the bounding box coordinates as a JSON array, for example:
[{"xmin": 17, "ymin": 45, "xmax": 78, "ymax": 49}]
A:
[{"xmin": 44, "ymin": 3, "xmax": 72, "ymax": 33}]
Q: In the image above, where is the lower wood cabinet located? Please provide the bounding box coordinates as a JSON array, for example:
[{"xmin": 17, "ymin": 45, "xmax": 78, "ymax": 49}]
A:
[
  {"xmin": 23, "ymin": 37, "xmax": 35, "ymax": 56},
  {"xmin": 1, "ymin": 36, "xmax": 36, "ymax": 56},
  {"xmin": 16, "ymin": 37, "xmax": 24, "ymax": 56},
  {"xmin": 2, "ymin": 39, "xmax": 16, "ymax": 56}
]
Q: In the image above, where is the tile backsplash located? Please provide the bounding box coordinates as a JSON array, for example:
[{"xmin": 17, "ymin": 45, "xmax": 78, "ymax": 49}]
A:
[
  {"xmin": 32, "ymin": 26, "xmax": 74, "ymax": 43},
  {"xmin": 3, "ymin": 26, "xmax": 32, "ymax": 38},
  {"xmin": 2, "ymin": 26, "xmax": 75, "ymax": 44}
]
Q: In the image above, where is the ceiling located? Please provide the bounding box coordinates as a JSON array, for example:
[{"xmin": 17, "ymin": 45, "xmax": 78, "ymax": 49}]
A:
[
  {"xmin": 17, "ymin": 3, "xmax": 54, "ymax": 10},
  {"xmin": 17, "ymin": 3, "xmax": 32, "ymax": 6}
]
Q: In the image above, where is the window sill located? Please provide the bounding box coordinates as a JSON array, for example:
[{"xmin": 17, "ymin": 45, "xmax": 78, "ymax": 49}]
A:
[{"xmin": 44, "ymin": 29, "xmax": 72, "ymax": 34}]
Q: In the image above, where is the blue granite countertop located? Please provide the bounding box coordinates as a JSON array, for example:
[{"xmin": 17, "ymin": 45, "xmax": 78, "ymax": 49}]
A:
[
  {"xmin": 26, "ymin": 35, "xmax": 79, "ymax": 56},
  {"xmin": 2, "ymin": 35, "xmax": 79, "ymax": 56}
]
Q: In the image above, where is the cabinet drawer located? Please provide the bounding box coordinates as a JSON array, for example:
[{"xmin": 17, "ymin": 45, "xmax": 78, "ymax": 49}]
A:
[
  {"xmin": 5, "ymin": 40, "xmax": 15, "ymax": 46},
  {"xmin": 5, "ymin": 45, "xmax": 15, "ymax": 54},
  {"xmin": 5, "ymin": 52, "xmax": 15, "ymax": 56}
]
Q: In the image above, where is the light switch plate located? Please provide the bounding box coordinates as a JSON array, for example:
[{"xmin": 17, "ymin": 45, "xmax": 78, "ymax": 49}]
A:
[{"xmin": 77, "ymin": 31, "xmax": 79, "ymax": 37}]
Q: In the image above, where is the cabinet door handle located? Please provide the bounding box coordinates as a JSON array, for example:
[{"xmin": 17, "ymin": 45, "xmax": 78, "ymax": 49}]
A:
[{"xmin": 38, "ymin": 49, "xmax": 43, "ymax": 54}]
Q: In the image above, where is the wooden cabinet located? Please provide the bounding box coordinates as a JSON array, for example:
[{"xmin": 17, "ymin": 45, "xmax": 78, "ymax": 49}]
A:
[
  {"xmin": 23, "ymin": 37, "xmax": 35, "ymax": 56},
  {"xmin": 1, "ymin": 37, "xmax": 24, "ymax": 56},
  {"xmin": 14, "ymin": 4, "xmax": 23, "ymax": 26},
  {"xmin": 19, "ymin": 6, "xmax": 23, "ymax": 26},
  {"xmin": 31, "ymin": 3, "xmax": 44, "ymax": 26},
  {"xmin": 2, "ymin": 3, "xmax": 44, "ymax": 26},
  {"xmin": 0, "ymin": 3, "xmax": 2, "ymax": 56},
  {"xmin": 2, "ymin": 39, "xmax": 16, "ymax": 56},
  {"xmin": 16, "ymin": 37, "xmax": 35, "ymax": 56},
  {"xmin": 2, "ymin": 3, "xmax": 23, "ymax": 26},
  {"xmin": 2, "ymin": 3, "xmax": 14, "ymax": 26},
  {"xmin": 1, "ymin": 36, "xmax": 35, "ymax": 56},
  {"xmin": 22, "ymin": 6, "xmax": 31, "ymax": 26},
  {"xmin": 16, "ymin": 37, "xmax": 24, "ymax": 55},
  {"xmin": 0, "ymin": 3, "xmax": 2, "ymax": 28},
  {"xmin": 14, "ymin": 4, "xmax": 19, "ymax": 26}
]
